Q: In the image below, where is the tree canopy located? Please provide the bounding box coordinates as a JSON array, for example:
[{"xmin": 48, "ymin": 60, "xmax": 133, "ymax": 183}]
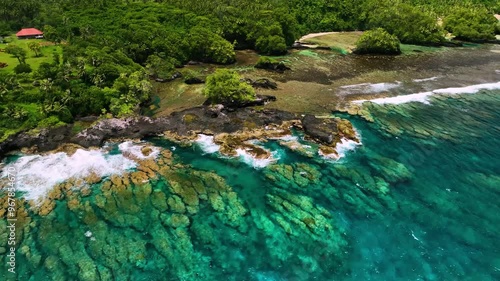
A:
[
  {"xmin": 444, "ymin": 7, "xmax": 498, "ymax": 41},
  {"xmin": 203, "ymin": 69, "xmax": 256, "ymax": 104},
  {"xmin": 0, "ymin": 0, "xmax": 497, "ymax": 140},
  {"xmin": 354, "ymin": 28, "xmax": 401, "ymax": 55}
]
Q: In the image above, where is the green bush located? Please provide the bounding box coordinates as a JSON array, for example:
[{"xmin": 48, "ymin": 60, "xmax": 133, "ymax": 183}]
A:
[
  {"xmin": 38, "ymin": 116, "xmax": 65, "ymax": 128},
  {"xmin": 255, "ymin": 56, "xmax": 275, "ymax": 68},
  {"xmin": 354, "ymin": 28, "xmax": 401, "ymax": 55},
  {"xmin": 255, "ymin": 35, "xmax": 288, "ymax": 55},
  {"xmin": 14, "ymin": 63, "xmax": 33, "ymax": 74},
  {"xmin": 444, "ymin": 7, "xmax": 497, "ymax": 41},
  {"xmin": 203, "ymin": 69, "xmax": 256, "ymax": 104},
  {"xmin": 367, "ymin": 1, "xmax": 444, "ymax": 45}
]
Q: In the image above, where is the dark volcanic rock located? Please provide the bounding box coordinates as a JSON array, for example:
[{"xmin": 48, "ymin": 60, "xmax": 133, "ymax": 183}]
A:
[
  {"xmin": 244, "ymin": 78, "xmax": 278, "ymax": 89},
  {"xmin": 0, "ymin": 106, "xmax": 297, "ymax": 158},
  {"xmin": 255, "ymin": 61, "xmax": 291, "ymax": 73},
  {"xmin": 184, "ymin": 77, "xmax": 205, "ymax": 84},
  {"xmin": 0, "ymin": 125, "xmax": 74, "ymax": 155},
  {"xmin": 301, "ymin": 115, "xmax": 339, "ymax": 145},
  {"xmin": 155, "ymin": 71, "xmax": 183, "ymax": 83},
  {"xmin": 71, "ymin": 116, "xmax": 172, "ymax": 147},
  {"xmin": 203, "ymin": 94, "xmax": 277, "ymax": 109}
]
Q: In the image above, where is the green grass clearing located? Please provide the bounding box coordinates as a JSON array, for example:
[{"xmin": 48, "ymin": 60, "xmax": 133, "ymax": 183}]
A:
[
  {"xmin": 301, "ymin": 32, "xmax": 363, "ymax": 53},
  {"xmin": 0, "ymin": 35, "xmax": 62, "ymax": 72}
]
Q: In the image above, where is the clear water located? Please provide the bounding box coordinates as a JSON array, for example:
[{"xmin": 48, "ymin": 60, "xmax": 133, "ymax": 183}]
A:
[{"xmin": 1, "ymin": 91, "xmax": 499, "ymax": 281}]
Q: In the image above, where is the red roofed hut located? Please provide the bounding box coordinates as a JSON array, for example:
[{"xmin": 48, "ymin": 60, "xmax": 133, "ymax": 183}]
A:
[{"xmin": 16, "ymin": 28, "xmax": 44, "ymax": 39}]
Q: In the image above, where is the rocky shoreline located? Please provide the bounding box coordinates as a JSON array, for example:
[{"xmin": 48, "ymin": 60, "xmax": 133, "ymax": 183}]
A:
[{"xmin": 0, "ymin": 103, "xmax": 359, "ymax": 160}]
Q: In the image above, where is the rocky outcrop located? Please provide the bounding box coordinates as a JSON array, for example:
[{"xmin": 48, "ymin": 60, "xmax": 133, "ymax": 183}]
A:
[
  {"xmin": 255, "ymin": 60, "xmax": 291, "ymax": 73},
  {"xmin": 243, "ymin": 78, "xmax": 278, "ymax": 89},
  {"xmin": 154, "ymin": 71, "xmax": 183, "ymax": 83},
  {"xmin": 184, "ymin": 77, "xmax": 205, "ymax": 84},
  {"xmin": 202, "ymin": 94, "xmax": 277, "ymax": 109},
  {"xmin": 0, "ymin": 106, "xmax": 358, "ymax": 160},
  {"xmin": 0, "ymin": 108, "xmax": 295, "ymax": 158}
]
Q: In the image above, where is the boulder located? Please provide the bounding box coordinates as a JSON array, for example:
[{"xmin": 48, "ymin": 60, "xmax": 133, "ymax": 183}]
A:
[
  {"xmin": 301, "ymin": 115, "xmax": 338, "ymax": 145},
  {"xmin": 184, "ymin": 77, "xmax": 205, "ymax": 84}
]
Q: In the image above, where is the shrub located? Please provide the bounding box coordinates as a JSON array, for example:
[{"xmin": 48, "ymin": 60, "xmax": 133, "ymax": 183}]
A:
[
  {"xmin": 354, "ymin": 28, "xmax": 401, "ymax": 55},
  {"xmin": 255, "ymin": 56, "xmax": 290, "ymax": 72},
  {"xmin": 38, "ymin": 116, "xmax": 65, "ymax": 128},
  {"xmin": 367, "ymin": 1, "xmax": 444, "ymax": 45},
  {"xmin": 255, "ymin": 35, "xmax": 288, "ymax": 55},
  {"xmin": 444, "ymin": 7, "xmax": 497, "ymax": 41},
  {"xmin": 14, "ymin": 63, "xmax": 32, "ymax": 74},
  {"xmin": 203, "ymin": 69, "xmax": 255, "ymax": 104}
]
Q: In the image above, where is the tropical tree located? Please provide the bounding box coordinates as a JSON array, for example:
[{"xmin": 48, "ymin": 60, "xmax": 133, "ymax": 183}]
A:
[
  {"xmin": 5, "ymin": 45, "xmax": 27, "ymax": 64},
  {"xmin": 443, "ymin": 7, "xmax": 497, "ymax": 41},
  {"xmin": 203, "ymin": 69, "xmax": 256, "ymax": 104},
  {"xmin": 354, "ymin": 28, "xmax": 401, "ymax": 55},
  {"xmin": 366, "ymin": 0, "xmax": 444, "ymax": 45},
  {"xmin": 28, "ymin": 41, "xmax": 42, "ymax": 57}
]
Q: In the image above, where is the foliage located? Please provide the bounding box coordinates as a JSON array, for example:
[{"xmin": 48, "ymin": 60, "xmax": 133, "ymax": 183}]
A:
[
  {"xmin": 443, "ymin": 7, "xmax": 498, "ymax": 41},
  {"xmin": 0, "ymin": 0, "xmax": 497, "ymax": 137},
  {"xmin": 203, "ymin": 69, "xmax": 255, "ymax": 104},
  {"xmin": 5, "ymin": 44, "xmax": 27, "ymax": 64},
  {"xmin": 255, "ymin": 35, "xmax": 288, "ymax": 55},
  {"xmin": 355, "ymin": 28, "xmax": 401, "ymax": 55},
  {"xmin": 38, "ymin": 115, "xmax": 65, "ymax": 128},
  {"xmin": 365, "ymin": 0, "xmax": 444, "ymax": 45},
  {"xmin": 28, "ymin": 41, "xmax": 42, "ymax": 57},
  {"xmin": 13, "ymin": 63, "xmax": 32, "ymax": 74}
]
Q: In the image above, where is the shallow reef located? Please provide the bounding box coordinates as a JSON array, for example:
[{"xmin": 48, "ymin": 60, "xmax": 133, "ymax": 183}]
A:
[{"xmin": 1, "ymin": 90, "xmax": 500, "ymax": 280}]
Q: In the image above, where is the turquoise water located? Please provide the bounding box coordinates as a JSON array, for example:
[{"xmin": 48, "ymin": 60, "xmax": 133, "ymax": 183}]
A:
[{"xmin": 1, "ymin": 91, "xmax": 500, "ymax": 280}]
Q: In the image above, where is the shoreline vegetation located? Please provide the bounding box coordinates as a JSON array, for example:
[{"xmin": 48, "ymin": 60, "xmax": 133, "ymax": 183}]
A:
[{"xmin": 0, "ymin": 0, "xmax": 499, "ymax": 150}]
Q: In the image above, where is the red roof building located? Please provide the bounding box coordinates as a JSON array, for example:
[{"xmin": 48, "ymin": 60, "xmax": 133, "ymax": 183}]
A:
[{"xmin": 16, "ymin": 28, "xmax": 44, "ymax": 39}]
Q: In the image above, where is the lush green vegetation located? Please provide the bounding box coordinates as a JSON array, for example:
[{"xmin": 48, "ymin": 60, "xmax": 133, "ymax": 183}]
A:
[
  {"xmin": 444, "ymin": 7, "xmax": 498, "ymax": 41},
  {"xmin": 354, "ymin": 28, "xmax": 401, "ymax": 55},
  {"xmin": 0, "ymin": 0, "xmax": 498, "ymax": 140},
  {"xmin": 203, "ymin": 69, "xmax": 255, "ymax": 104}
]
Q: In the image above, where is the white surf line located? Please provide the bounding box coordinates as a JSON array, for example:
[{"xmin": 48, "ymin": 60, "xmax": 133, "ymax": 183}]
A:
[
  {"xmin": 235, "ymin": 148, "xmax": 279, "ymax": 169},
  {"xmin": 352, "ymin": 81, "xmax": 500, "ymax": 105},
  {"xmin": 1, "ymin": 148, "xmax": 135, "ymax": 202},
  {"xmin": 0, "ymin": 142, "xmax": 160, "ymax": 203},
  {"xmin": 118, "ymin": 141, "xmax": 160, "ymax": 159},
  {"xmin": 340, "ymin": 81, "xmax": 402, "ymax": 93},
  {"xmin": 412, "ymin": 76, "xmax": 440, "ymax": 82},
  {"xmin": 195, "ymin": 134, "xmax": 278, "ymax": 168},
  {"xmin": 195, "ymin": 134, "xmax": 220, "ymax": 154}
]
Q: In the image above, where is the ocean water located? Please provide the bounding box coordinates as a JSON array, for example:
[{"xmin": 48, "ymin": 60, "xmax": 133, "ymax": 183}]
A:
[{"xmin": 1, "ymin": 89, "xmax": 499, "ymax": 281}]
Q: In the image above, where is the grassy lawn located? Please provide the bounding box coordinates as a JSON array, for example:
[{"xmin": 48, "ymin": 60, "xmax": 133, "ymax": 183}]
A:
[
  {"xmin": 0, "ymin": 35, "xmax": 62, "ymax": 72},
  {"xmin": 301, "ymin": 32, "xmax": 364, "ymax": 53}
]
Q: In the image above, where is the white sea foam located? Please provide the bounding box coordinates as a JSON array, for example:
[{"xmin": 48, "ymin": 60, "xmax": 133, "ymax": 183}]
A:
[
  {"xmin": 340, "ymin": 81, "xmax": 401, "ymax": 93},
  {"xmin": 352, "ymin": 82, "xmax": 500, "ymax": 105},
  {"xmin": 413, "ymin": 76, "xmax": 440, "ymax": 82},
  {"xmin": 269, "ymin": 134, "xmax": 299, "ymax": 142},
  {"xmin": 1, "ymin": 147, "xmax": 138, "ymax": 202},
  {"xmin": 319, "ymin": 138, "xmax": 361, "ymax": 160},
  {"xmin": 196, "ymin": 134, "xmax": 220, "ymax": 154},
  {"xmin": 335, "ymin": 138, "xmax": 361, "ymax": 158},
  {"xmin": 118, "ymin": 141, "xmax": 160, "ymax": 159},
  {"xmin": 353, "ymin": 92, "xmax": 433, "ymax": 105},
  {"xmin": 235, "ymin": 148, "xmax": 278, "ymax": 168}
]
